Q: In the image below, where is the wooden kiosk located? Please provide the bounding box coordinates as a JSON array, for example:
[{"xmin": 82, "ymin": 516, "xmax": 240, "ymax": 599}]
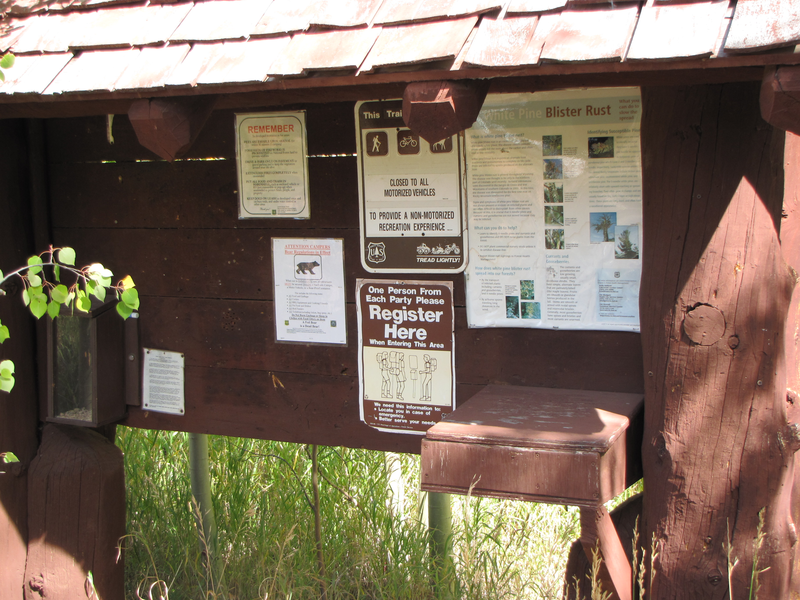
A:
[{"xmin": 2, "ymin": 1, "xmax": 800, "ymax": 598}]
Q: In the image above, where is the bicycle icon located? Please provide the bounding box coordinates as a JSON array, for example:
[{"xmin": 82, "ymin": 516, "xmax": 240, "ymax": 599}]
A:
[{"xmin": 397, "ymin": 130, "xmax": 420, "ymax": 154}]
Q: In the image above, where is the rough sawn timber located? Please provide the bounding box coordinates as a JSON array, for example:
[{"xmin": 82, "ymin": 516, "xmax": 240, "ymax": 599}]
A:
[
  {"xmin": 783, "ymin": 131, "xmax": 800, "ymax": 595},
  {"xmin": 24, "ymin": 424, "xmax": 125, "ymax": 600},
  {"xmin": 640, "ymin": 83, "xmax": 796, "ymax": 597}
]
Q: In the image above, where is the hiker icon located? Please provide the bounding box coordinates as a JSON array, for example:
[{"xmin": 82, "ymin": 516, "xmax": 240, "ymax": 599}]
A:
[{"xmin": 367, "ymin": 131, "xmax": 388, "ymax": 156}]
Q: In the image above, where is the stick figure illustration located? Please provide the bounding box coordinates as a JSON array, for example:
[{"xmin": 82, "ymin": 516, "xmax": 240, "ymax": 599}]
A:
[
  {"xmin": 394, "ymin": 353, "xmax": 407, "ymax": 400},
  {"xmin": 371, "ymin": 134, "xmax": 381, "ymax": 154},
  {"xmin": 421, "ymin": 354, "xmax": 437, "ymax": 402},
  {"xmin": 377, "ymin": 351, "xmax": 391, "ymax": 398},
  {"xmin": 409, "ymin": 355, "xmax": 418, "ymax": 399}
]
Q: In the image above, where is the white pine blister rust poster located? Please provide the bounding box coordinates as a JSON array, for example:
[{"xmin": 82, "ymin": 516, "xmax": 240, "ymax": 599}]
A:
[{"xmin": 465, "ymin": 88, "xmax": 643, "ymax": 331}]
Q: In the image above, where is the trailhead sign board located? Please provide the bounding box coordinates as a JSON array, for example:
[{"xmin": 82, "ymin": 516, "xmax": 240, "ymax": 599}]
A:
[
  {"xmin": 464, "ymin": 88, "xmax": 643, "ymax": 331},
  {"xmin": 355, "ymin": 100, "xmax": 466, "ymax": 273},
  {"xmin": 272, "ymin": 238, "xmax": 347, "ymax": 345},
  {"xmin": 356, "ymin": 280, "xmax": 455, "ymax": 434},
  {"xmin": 236, "ymin": 111, "xmax": 310, "ymax": 219}
]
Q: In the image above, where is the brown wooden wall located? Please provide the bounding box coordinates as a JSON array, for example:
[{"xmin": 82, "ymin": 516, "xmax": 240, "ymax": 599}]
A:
[{"xmin": 44, "ymin": 100, "xmax": 644, "ymax": 453}]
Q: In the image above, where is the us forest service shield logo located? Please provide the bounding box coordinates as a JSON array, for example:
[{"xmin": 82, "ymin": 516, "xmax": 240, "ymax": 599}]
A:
[{"xmin": 367, "ymin": 242, "xmax": 386, "ymax": 263}]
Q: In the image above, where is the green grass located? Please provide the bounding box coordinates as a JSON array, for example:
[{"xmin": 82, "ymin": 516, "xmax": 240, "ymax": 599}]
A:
[{"xmin": 118, "ymin": 427, "xmax": 582, "ymax": 600}]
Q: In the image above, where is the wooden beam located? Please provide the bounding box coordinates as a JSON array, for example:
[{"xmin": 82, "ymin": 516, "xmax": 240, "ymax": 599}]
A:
[
  {"xmin": 761, "ymin": 65, "xmax": 800, "ymax": 135},
  {"xmin": 402, "ymin": 80, "xmax": 489, "ymax": 144},
  {"xmin": 127, "ymin": 96, "xmax": 217, "ymax": 161}
]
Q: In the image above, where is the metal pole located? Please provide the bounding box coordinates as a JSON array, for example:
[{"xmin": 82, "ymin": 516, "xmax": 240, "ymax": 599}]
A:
[
  {"xmin": 428, "ymin": 491, "xmax": 454, "ymax": 598},
  {"xmin": 188, "ymin": 433, "xmax": 223, "ymax": 595}
]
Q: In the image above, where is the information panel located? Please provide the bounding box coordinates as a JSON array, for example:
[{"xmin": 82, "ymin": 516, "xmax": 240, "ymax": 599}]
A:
[
  {"xmin": 236, "ymin": 112, "xmax": 310, "ymax": 219},
  {"xmin": 142, "ymin": 349, "xmax": 184, "ymax": 415},
  {"xmin": 357, "ymin": 279, "xmax": 455, "ymax": 434},
  {"xmin": 273, "ymin": 238, "xmax": 347, "ymax": 345},
  {"xmin": 465, "ymin": 88, "xmax": 643, "ymax": 331},
  {"xmin": 355, "ymin": 100, "xmax": 466, "ymax": 273}
]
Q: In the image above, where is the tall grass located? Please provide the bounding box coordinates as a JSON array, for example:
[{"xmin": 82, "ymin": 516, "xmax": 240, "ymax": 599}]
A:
[{"xmin": 118, "ymin": 427, "xmax": 580, "ymax": 600}]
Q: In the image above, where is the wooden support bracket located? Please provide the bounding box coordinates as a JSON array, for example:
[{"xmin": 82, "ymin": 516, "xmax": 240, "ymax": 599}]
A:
[
  {"xmin": 402, "ymin": 80, "xmax": 489, "ymax": 144},
  {"xmin": 760, "ymin": 65, "xmax": 800, "ymax": 136},
  {"xmin": 128, "ymin": 96, "xmax": 217, "ymax": 161},
  {"xmin": 579, "ymin": 505, "xmax": 632, "ymax": 600}
]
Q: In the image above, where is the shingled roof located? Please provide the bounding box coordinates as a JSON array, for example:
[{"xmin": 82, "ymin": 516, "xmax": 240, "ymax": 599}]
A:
[{"xmin": 0, "ymin": 0, "xmax": 798, "ymax": 104}]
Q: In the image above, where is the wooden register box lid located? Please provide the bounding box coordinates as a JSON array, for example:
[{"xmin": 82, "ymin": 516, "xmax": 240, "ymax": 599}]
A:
[{"xmin": 421, "ymin": 385, "xmax": 643, "ymax": 507}]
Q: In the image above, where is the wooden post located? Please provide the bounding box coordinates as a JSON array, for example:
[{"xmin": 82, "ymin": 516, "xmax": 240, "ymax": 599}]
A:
[
  {"xmin": 579, "ymin": 506, "xmax": 632, "ymax": 600},
  {"xmin": 24, "ymin": 424, "xmax": 125, "ymax": 600},
  {"xmin": 0, "ymin": 120, "xmax": 40, "ymax": 600},
  {"xmin": 640, "ymin": 83, "xmax": 795, "ymax": 598},
  {"xmin": 780, "ymin": 131, "xmax": 800, "ymax": 595}
]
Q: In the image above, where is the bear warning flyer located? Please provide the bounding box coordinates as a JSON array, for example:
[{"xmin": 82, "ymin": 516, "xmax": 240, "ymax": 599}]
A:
[
  {"xmin": 355, "ymin": 100, "xmax": 466, "ymax": 273},
  {"xmin": 356, "ymin": 279, "xmax": 455, "ymax": 434},
  {"xmin": 272, "ymin": 238, "xmax": 347, "ymax": 345}
]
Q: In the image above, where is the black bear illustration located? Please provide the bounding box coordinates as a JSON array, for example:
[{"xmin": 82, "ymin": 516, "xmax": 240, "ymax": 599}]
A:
[{"xmin": 296, "ymin": 260, "xmax": 320, "ymax": 275}]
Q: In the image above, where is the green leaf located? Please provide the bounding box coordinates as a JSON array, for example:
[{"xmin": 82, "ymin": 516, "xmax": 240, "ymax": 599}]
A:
[
  {"xmin": 2, "ymin": 451, "xmax": 19, "ymax": 464},
  {"xmin": 0, "ymin": 359, "xmax": 14, "ymax": 375},
  {"xmin": 0, "ymin": 53, "xmax": 14, "ymax": 69},
  {"xmin": 30, "ymin": 295, "xmax": 47, "ymax": 319},
  {"xmin": 121, "ymin": 288, "xmax": 139, "ymax": 310},
  {"xmin": 51, "ymin": 284, "xmax": 69, "ymax": 304},
  {"xmin": 54, "ymin": 264, "xmax": 60, "ymax": 282},
  {"xmin": 27, "ymin": 255, "xmax": 43, "ymax": 275},
  {"xmin": 93, "ymin": 285, "xmax": 106, "ymax": 302},
  {"xmin": 0, "ymin": 325, "xmax": 9, "ymax": 343},
  {"xmin": 77, "ymin": 294, "xmax": 92, "ymax": 313},
  {"xmin": 57, "ymin": 246, "xmax": 76, "ymax": 266},
  {"xmin": 47, "ymin": 300, "xmax": 61, "ymax": 320},
  {"xmin": 27, "ymin": 273, "xmax": 42, "ymax": 288},
  {"xmin": 22, "ymin": 288, "xmax": 30, "ymax": 306},
  {"xmin": 0, "ymin": 71, "xmax": 4, "ymax": 83},
  {"xmin": 116, "ymin": 301, "xmax": 133, "ymax": 320},
  {"xmin": 0, "ymin": 375, "xmax": 13, "ymax": 393}
]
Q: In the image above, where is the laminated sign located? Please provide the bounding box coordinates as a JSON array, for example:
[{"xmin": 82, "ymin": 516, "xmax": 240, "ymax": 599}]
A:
[
  {"xmin": 465, "ymin": 87, "xmax": 643, "ymax": 331},
  {"xmin": 236, "ymin": 111, "xmax": 310, "ymax": 219},
  {"xmin": 355, "ymin": 100, "xmax": 466, "ymax": 273},
  {"xmin": 357, "ymin": 279, "xmax": 455, "ymax": 434}
]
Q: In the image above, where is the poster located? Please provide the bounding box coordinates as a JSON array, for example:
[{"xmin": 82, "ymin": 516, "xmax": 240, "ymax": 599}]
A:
[
  {"xmin": 236, "ymin": 112, "xmax": 310, "ymax": 219},
  {"xmin": 273, "ymin": 238, "xmax": 347, "ymax": 345},
  {"xmin": 355, "ymin": 100, "xmax": 466, "ymax": 273},
  {"xmin": 356, "ymin": 279, "xmax": 455, "ymax": 434},
  {"xmin": 465, "ymin": 88, "xmax": 642, "ymax": 331},
  {"xmin": 142, "ymin": 349, "xmax": 184, "ymax": 415}
]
